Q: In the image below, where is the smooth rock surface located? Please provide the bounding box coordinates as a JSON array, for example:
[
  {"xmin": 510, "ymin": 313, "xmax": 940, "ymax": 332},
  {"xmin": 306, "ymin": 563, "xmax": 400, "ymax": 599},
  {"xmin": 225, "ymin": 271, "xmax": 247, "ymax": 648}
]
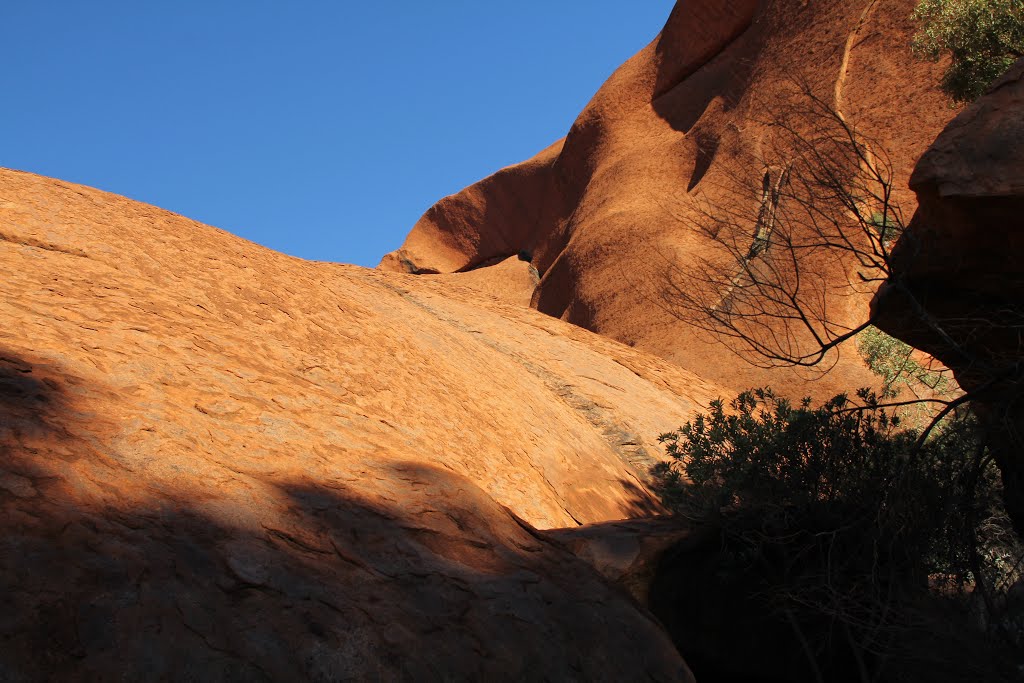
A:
[{"xmin": 0, "ymin": 168, "xmax": 719, "ymax": 680}]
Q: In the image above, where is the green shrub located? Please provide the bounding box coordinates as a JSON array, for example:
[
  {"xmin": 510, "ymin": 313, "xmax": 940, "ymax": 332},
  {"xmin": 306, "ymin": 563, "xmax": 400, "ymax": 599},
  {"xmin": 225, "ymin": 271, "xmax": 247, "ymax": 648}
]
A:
[
  {"xmin": 912, "ymin": 0, "xmax": 1024, "ymax": 102},
  {"xmin": 856, "ymin": 325, "xmax": 949, "ymax": 399},
  {"xmin": 867, "ymin": 210, "xmax": 902, "ymax": 247},
  {"xmin": 652, "ymin": 388, "xmax": 1021, "ymax": 680}
]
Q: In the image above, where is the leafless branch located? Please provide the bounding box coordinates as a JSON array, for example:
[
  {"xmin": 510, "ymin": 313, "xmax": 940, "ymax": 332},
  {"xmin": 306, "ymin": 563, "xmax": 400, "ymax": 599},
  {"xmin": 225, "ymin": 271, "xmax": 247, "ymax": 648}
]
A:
[{"xmin": 660, "ymin": 80, "xmax": 904, "ymax": 370}]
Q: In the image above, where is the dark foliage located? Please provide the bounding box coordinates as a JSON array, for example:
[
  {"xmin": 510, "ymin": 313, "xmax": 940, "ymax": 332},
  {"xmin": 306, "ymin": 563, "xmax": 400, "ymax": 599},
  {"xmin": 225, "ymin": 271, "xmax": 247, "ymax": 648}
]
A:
[{"xmin": 652, "ymin": 389, "xmax": 1022, "ymax": 682}]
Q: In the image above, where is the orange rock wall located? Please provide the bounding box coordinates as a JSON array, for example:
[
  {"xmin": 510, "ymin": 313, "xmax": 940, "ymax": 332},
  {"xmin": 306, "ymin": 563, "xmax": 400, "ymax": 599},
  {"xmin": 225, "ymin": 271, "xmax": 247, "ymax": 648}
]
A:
[{"xmin": 382, "ymin": 0, "xmax": 957, "ymax": 398}]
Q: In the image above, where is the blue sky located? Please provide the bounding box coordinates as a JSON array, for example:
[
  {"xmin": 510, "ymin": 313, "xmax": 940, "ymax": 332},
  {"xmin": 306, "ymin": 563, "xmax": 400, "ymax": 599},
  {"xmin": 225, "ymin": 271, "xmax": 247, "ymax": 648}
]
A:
[{"xmin": 1, "ymin": 2, "xmax": 674, "ymax": 267}]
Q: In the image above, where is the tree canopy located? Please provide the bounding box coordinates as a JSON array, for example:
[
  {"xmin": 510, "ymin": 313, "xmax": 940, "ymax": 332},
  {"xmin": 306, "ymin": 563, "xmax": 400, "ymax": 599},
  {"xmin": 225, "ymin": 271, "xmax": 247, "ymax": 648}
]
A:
[{"xmin": 913, "ymin": 0, "xmax": 1024, "ymax": 102}]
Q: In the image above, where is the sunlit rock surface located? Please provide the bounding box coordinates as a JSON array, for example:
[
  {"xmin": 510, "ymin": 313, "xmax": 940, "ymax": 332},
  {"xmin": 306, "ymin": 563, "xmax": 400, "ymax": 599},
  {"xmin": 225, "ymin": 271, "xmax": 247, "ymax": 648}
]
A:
[
  {"xmin": 382, "ymin": 0, "xmax": 956, "ymax": 399},
  {"xmin": 0, "ymin": 167, "xmax": 714, "ymax": 679}
]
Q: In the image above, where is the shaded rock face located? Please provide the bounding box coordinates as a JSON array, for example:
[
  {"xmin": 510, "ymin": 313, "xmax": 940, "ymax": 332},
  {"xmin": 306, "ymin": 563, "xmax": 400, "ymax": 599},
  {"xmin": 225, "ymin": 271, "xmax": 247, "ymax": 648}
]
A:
[
  {"xmin": 0, "ymin": 169, "xmax": 720, "ymax": 679},
  {"xmin": 874, "ymin": 59, "xmax": 1024, "ymax": 531},
  {"xmin": 545, "ymin": 516, "xmax": 698, "ymax": 607},
  {"xmin": 649, "ymin": 531, "xmax": 842, "ymax": 683},
  {"xmin": 381, "ymin": 0, "xmax": 956, "ymax": 399}
]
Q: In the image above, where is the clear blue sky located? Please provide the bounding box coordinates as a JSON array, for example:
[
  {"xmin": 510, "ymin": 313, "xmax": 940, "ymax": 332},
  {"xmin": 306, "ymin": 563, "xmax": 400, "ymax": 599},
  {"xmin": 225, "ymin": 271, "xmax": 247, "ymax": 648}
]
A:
[{"xmin": 1, "ymin": 2, "xmax": 674, "ymax": 267}]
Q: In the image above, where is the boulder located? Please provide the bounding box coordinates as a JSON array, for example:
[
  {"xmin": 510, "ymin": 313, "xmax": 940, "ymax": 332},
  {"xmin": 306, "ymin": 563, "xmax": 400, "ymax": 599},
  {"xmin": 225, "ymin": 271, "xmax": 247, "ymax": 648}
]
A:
[{"xmin": 874, "ymin": 58, "xmax": 1024, "ymax": 531}]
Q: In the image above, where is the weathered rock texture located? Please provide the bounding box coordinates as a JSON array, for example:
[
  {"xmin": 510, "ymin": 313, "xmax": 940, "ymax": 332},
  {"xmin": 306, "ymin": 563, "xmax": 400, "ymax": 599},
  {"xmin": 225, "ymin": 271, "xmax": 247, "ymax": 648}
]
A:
[
  {"xmin": 0, "ymin": 168, "xmax": 721, "ymax": 679},
  {"xmin": 382, "ymin": 0, "xmax": 957, "ymax": 398},
  {"xmin": 874, "ymin": 59, "xmax": 1024, "ymax": 531}
]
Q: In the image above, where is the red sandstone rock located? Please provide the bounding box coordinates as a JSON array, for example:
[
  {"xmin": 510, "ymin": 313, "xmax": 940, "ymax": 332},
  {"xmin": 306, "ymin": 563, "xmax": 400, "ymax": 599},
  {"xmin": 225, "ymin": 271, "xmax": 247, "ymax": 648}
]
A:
[
  {"xmin": 0, "ymin": 168, "xmax": 713, "ymax": 679},
  {"xmin": 546, "ymin": 516, "xmax": 702, "ymax": 606},
  {"xmin": 434, "ymin": 254, "xmax": 540, "ymax": 308},
  {"xmin": 382, "ymin": 0, "xmax": 956, "ymax": 399}
]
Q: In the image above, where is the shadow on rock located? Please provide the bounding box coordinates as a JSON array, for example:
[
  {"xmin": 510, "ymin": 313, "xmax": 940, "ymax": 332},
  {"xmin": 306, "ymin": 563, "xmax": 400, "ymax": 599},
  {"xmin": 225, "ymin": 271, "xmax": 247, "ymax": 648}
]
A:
[{"xmin": 0, "ymin": 354, "xmax": 691, "ymax": 681}]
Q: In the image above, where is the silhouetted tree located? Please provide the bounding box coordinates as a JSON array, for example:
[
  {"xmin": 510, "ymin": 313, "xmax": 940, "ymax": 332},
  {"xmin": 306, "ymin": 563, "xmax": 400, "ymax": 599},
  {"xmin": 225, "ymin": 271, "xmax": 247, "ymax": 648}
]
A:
[
  {"xmin": 653, "ymin": 81, "xmax": 1024, "ymax": 676},
  {"xmin": 661, "ymin": 84, "xmax": 909, "ymax": 371}
]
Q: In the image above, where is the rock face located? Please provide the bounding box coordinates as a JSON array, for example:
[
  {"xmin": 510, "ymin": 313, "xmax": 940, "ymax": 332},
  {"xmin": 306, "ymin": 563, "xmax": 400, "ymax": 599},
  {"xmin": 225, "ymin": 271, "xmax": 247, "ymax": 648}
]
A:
[
  {"xmin": 381, "ymin": 0, "xmax": 956, "ymax": 398},
  {"xmin": 874, "ymin": 59, "xmax": 1024, "ymax": 531},
  {"xmin": 0, "ymin": 168, "xmax": 720, "ymax": 679}
]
